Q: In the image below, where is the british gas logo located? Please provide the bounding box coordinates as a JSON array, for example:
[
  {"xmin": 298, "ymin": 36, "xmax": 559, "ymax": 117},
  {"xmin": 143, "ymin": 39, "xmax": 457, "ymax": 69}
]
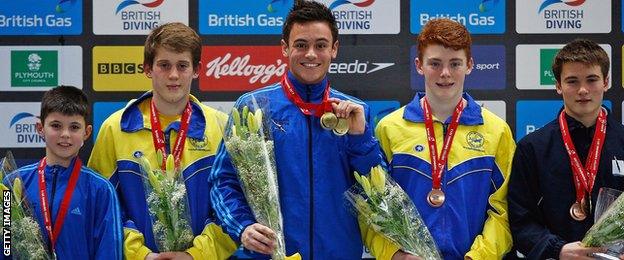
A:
[
  {"xmin": 116, "ymin": 0, "xmax": 164, "ymax": 14},
  {"xmin": 329, "ymin": 0, "xmax": 375, "ymax": 9},
  {"xmin": 538, "ymin": 0, "xmax": 585, "ymax": 13},
  {"xmin": 267, "ymin": 0, "xmax": 288, "ymax": 13},
  {"xmin": 479, "ymin": 0, "xmax": 501, "ymax": 12},
  {"xmin": 55, "ymin": 0, "xmax": 77, "ymax": 13}
]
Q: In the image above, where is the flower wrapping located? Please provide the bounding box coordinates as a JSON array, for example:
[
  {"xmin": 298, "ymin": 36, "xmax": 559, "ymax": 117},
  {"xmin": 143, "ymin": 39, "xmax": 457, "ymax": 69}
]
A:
[
  {"xmin": 345, "ymin": 166, "xmax": 441, "ymax": 259},
  {"xmin": 582, "ymin": 188, "xmax": 624, "ymax": 247},
  {"xmin": 1, "ymin": 152, "xmax": 51, "ymax": 259},
  {"xmin": 222, "ymin": 96, "xmax": 287, "ymax": 259},
  {"xmin": 137, "ymin": 152, "xmax": 194, "ymax": 252}
]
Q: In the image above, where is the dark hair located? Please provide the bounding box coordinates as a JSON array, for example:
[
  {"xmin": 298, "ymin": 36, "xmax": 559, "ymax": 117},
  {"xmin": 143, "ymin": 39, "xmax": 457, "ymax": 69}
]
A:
[
  {"xmin": 417, "ymin": 18, "xmax": 472, "ymax": 61},
  {"xmin": 40, "ymin": 85, "xmax": 90, "ymax": 124},
  {"xmin": 282, "ymin": 0, "xmax": 338, "ymax": 44},
  {"xmin": 552, "ymin": 38, "xmax": 610, "ymax": 82},
  {"xmin": 144, "ymin": 22, "xmax": 202, "ymax": 69}
]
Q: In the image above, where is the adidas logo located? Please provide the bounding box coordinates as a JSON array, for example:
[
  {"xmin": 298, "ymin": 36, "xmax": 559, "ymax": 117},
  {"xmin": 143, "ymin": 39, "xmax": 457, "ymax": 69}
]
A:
[{"xmin": 71, "ymin": 207, "xmax": 82, "ymax": 216}]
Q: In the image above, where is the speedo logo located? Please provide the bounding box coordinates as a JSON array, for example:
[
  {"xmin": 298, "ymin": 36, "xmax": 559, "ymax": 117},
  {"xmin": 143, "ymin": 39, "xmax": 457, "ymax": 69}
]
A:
[{"xmin": 328, "ymin": 60, "xmax": 394, "ymax": 74}]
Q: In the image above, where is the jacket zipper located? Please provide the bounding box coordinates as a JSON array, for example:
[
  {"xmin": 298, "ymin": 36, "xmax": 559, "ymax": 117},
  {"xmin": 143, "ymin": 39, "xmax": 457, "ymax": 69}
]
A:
[{"xmin": 306, "ymin": 86, "xmax": 314, "ymax": 259}]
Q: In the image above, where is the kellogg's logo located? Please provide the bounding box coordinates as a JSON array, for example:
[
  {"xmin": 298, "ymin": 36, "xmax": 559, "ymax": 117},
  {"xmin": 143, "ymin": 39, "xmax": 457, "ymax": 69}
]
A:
[
  {"xmin": 200, "ymin": 46, "xmax": 287, "ymax": 91},
  {"xmin": 538, "ymin": 0, "xmax": 585, "ymax": 13}
]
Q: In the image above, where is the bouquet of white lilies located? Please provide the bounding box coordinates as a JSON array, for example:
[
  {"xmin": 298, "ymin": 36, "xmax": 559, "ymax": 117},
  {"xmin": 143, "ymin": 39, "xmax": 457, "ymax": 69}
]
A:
[
  {"xmin": 1, "ymin": 152, "xmax": 51, "ymax": 259},
  {"xmin": 346, "ymin": 166, "xmax": 441, "ymax": 260},
  {"xmin": 222, "ymin": 97, "xmax": 301, "ymax": 260},
  {"xmin": 137, "ymin": 152, "xmax": 194, "ymax": 252}
]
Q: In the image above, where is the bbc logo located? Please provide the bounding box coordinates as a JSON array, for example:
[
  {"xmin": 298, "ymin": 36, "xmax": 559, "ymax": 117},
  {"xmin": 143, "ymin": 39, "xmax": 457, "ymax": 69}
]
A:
[{"xmin": 97, "ymin": 63, "xmax": 144, "ymax": 74}]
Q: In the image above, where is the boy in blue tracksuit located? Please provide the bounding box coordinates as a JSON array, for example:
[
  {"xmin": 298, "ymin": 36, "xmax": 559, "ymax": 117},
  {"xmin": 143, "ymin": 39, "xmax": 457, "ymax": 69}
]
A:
[
  {"xmin": 3, "ymin": 85, "xmax": 122, "ymax": 259},
  {"xmin": 210, "ymin": 2, "xmax": 406, "ymax": 260}
]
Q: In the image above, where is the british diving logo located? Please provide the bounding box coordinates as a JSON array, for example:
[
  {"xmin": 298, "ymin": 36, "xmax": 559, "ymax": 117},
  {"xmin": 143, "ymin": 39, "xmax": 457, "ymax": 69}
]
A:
[
  {"xmin": 539, "ymin": 0, "xmax": 585, "ymax": 13},
  {"xmin": 116, "ymin": 0, "xmax": 164, "ymax": 14},
  {"xmin": 329, "ymin": 0, "xmax": 375, "ymax": 30},
  {"xmin": 10, "ymin": 112, "xmax": 44, "ymax": 144}
]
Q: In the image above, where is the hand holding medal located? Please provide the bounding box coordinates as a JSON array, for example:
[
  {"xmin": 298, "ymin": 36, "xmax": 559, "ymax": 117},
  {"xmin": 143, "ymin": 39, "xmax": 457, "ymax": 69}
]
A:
[{"xmin": 328, "ymin": 97, "xmax": 366, "ymax": 135}]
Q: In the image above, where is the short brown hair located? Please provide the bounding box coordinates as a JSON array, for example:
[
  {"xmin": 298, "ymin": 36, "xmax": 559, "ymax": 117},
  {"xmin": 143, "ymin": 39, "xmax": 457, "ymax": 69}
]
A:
[
  {"xmin": 552, "ymin": 38, "xmax": 610, "ymax": 82},
  {"xmin": 282, "ymin": 0, "xmax": 338, "ymax": 44},
  {"xmin": 417, "ymin": 19, "xmax": 472, "ymax": 61},
  {"xmin": 40, "ymin": 85, "xmax": 90, "ymax": 124},
  {"xmin": 144, "ymin": 22, "xmax": 201, "ymax": 69}
]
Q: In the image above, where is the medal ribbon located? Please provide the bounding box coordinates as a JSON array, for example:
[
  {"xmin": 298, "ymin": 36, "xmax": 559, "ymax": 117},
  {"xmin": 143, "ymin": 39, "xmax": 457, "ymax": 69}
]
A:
[
  {"xmin": 423, "ymin": 97, "xmax": 464, "ymax": 190},
  {"xmin": 37, "ymin": 157, "xmax": 82, "ymax": 253},
  {"xmin": 149, "ymin": 99, "xmax": 192, "ymax": 170},
  {"xmin": 559, "ymin": 108, "xmax": 607, "ymax": 205},
  {"xmin": 281, "ymin": 74, "xmax": 332, "ymax": 117}
]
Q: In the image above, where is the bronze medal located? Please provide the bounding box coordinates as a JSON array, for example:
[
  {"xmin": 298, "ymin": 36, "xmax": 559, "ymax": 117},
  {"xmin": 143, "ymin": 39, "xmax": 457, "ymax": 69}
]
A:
[
  {"xmin": 320, "ymin": 112, "xmax": 338, "ymax": 130},
  {"xmin": 570, "ymin": 202, "xmax": 587, "ymax": 221},
  {"xmin": 332, "ymin": 118, "xmax": 349, "ymax": 136},
  {"xmin": 427, "ymin": 189, "xmax": 445, "ymax": 208}
]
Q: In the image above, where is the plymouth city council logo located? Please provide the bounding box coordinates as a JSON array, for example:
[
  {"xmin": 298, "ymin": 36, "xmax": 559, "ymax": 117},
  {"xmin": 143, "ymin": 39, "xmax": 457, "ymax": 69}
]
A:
[
  {"xmin": 538, "ymin": 0, "xmax": 585, "ymax": 13},
  {"xmin": 116, "ymin": 0, "xmax": 165, "ymax": 14}
]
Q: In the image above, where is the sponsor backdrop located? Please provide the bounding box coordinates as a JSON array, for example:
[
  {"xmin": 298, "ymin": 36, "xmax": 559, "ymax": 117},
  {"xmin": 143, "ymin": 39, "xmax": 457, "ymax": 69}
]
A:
[{"xmin": 0, "ymin": 0, "xmax": 623, "ymax": 256}]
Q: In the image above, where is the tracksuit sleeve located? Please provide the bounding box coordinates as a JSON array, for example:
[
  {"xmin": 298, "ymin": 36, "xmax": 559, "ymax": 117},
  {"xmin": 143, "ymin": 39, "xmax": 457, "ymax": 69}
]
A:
[
  {"xmin": 93, "ymin": 180, "xmax": 123, "ymax": 260},
  {"xmin": 465, "ymin": 126, "xmax": 514, "ymax": 259},
  {"xmin": 185, "ymin": 223, "xmax": 238, "ymax": 260},
  {"xmin": 347, "ymin": 107, "xmax": 383, "ymax": 175},
  {"xmin": 209, "ymin": 141, "xmax": 256, "ymax": 243},
  {"xmin": 507, "ymin": 140, "xmax": 566, "ymax": 259},
  {"xmin": 87, "ymin": 119, "xmax": 153, "ymax": 260}
]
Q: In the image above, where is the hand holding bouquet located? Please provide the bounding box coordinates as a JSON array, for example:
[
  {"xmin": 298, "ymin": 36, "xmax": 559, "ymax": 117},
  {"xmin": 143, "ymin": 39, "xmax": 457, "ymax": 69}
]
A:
[
  {"xmin": 223, "ymin": 97, "xmax": 300, "ymax": 259},
  {"xmin": 137, "ymin": 151, "xmax": 194, "ymax": 252},
  {"xmin": 1, "ymin": 152, "xmax": 51, "ymax": 259},
  {"xmin": 582, "ymin": 188, "xmax": 624, "ymax": 247},
  {"xmin": 345, "ymin": 166, "xmax": 441, "ymax": 260}
]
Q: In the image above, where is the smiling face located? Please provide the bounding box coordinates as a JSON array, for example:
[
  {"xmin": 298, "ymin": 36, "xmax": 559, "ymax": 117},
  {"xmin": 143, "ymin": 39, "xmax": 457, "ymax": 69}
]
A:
[
  {"xmin": 38, "ymin": 112, "xmax": 91, "ymax": 167},
  {"xmin": 416, "ymin": 44, "xmax": 472, "ymax": 103},
  {"xmin": 556, "ymin": 62, "xmax": 609, "ymax": 125},
  {"xmin": 281, "ymin": 21, "xmax": 338, "ymax": 85},
  {"xmin": 145, "ymin": 47, "xmax": 198, "ymax": 112}
]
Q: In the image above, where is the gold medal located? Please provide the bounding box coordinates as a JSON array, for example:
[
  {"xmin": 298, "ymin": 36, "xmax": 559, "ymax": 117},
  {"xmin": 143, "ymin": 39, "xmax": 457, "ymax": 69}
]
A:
[
  {"xmin": 320, "ymin": 112, "xmax": 338, "ymax": 130},
  {"xmin": 570, "ymin": 201, "xmax": 587, "ymax": 221},
  {"xmin": 332, "ymin": 118, "xmax": 349, "ymax": 136},
  {"xmin": 427, "ymin": 189, "xmax": 445, "ymax": 208}
]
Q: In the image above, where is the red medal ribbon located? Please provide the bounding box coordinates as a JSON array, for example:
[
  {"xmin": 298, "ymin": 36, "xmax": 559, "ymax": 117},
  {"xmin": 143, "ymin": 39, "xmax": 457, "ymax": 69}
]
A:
[
  {"xmin": 37, "ymin": 157, "xmax": 82, "ymax": 253},
  {"xmin": 281, "ymin": 74, "xmax": 332, "ymax": 117},
  {"xmin": 149, "ymin": 99, "xmax": 192, "ymax": 170},
  {"xmin": 423, "ymin": 97, "xmax": 464, "ymax": 190},
  {"xmin": 559, "ymin": 108, "xmax": 607, "ymax": 205}
]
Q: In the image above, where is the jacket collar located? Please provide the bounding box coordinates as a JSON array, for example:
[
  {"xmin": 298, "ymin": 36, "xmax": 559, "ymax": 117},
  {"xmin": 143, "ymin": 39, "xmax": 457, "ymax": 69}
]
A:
[
  {"xmin": 403, "ymin": 92, "xmax": 483, "ymax": 125},
  {"xmin": 286, "ymin": 71, "xmax": 329, "ymax": 103},
  {"xmin": 119, "ymin": 91, "xmax": 206, "ymax": 139}
]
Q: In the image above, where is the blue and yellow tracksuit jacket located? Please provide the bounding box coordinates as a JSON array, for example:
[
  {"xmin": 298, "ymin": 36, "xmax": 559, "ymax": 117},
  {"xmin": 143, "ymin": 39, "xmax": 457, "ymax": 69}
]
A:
[
  {"xmin": 210, "ymin": 72, "xmax": 400, "ymax": 260},
  {"xmin": 87, "ymin": 92, "xmax": 236, "ymax": 260},
  {"xmin": 2, "ymin": 157, "xmax": 123, "ymax": 259},
  {"xmin": 375, "ymin": 93, "xmax": 515, "ymax": 259}
]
